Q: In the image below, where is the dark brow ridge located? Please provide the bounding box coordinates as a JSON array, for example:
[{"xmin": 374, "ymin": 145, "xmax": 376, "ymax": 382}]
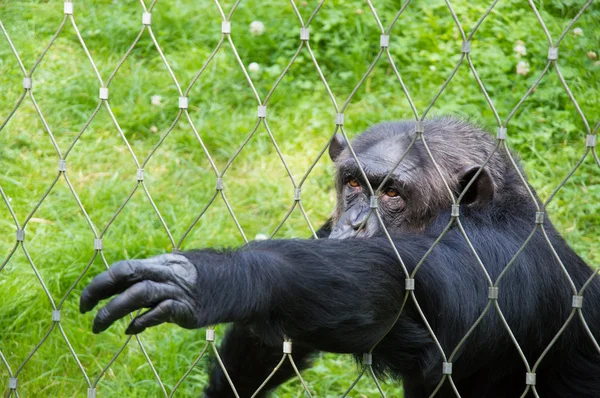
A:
[
  {"xmin": 340, "ymin": 161, "xmax": 417, "ymax": 180},
  {"xmin": 342, "ymin": 166, "xmax": 410, "ymax": 191}
]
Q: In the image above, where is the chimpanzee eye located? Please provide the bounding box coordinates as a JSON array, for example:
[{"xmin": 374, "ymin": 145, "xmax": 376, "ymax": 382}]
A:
[
  {"xmin": 347, "ymin": 178, "xmax": 360, "ymax": 188},
  {"xmin": 385, "ymin": 188, "xmax": 399, "ymax": 197}
]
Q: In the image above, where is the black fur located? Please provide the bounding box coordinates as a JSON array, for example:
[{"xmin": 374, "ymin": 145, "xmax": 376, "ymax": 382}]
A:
[
  {"xmin": 203, "ymin": 119, "xmax": 600, "ymax": 397},
  {"xmin": 80, "ymin": 119, "xmax": 600, "ymax": 398}
]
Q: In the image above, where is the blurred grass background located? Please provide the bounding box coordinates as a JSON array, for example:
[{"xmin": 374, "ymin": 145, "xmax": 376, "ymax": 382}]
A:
[{"xmin": 0, "ymin": 0, "xmax": 598, "ymax": 396}]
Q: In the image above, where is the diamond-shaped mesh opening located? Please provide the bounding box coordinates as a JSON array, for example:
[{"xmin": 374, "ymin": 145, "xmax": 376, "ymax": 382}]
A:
[{"xmin": 1, "ymin": 0, "xmax": 599, "ymax": 396}]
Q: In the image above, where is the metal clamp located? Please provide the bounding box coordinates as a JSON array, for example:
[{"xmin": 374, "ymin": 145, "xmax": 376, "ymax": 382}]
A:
[
  {"xmin": 206, "ymin": 329, "xmax": 215, "ymax": 342},
  {"xmin": 179, "ymin": 97, "xmax": 188, "ymax": 109},
  {"xmin": 59, "ymin": 159, "xmax": 66, "ymax": 172},
  {"xmin": 526, "ymin": 372, "xmax": 536, "ymax": 385},
  {"xmin": 405, "ymin": 278, "xmax": 415, "ymax": 291},
  {"xmin": 283, "ymin": 341, "xmax": 292, "ymax": 354},
  {"xmin": 258, "ymin": 105, "xmax": 267, "ymax": 118},
  {"xmin": 416, "ymin": 120, "xmax": 424, "ymax": 134},
  {"xmin": 572, "ymin": 295, "xmax": 583, "ymax": 308},
  {"xmin": 548, "ymin": 47, "xmax": 558, "ymax": 61},
  {"xmin": 222, "ymin": 21, "xmax": 231, "ymax": 34},
  {"xmin": 380, "ymin": 35, "xmax": 390, "ymax": 48},
  {"xmin": 136, "ymin": 169, "xmax": 144, "ymax": 182},
  {"xmin": 451, "ymin": 204, "xmax": 460, "ymax": 217},
  {"xmin": 52, "ymin": 310, "xmax": 61, "ymax": 322},
  {"xmin": 142, "ymin": 12, "xmax": 152, "ymax": 26},
  {"xmin": 586, "ymin": 135, "xmax": 596, "ymax": 148},
  {"xmin": 488, "ymin": 287, "xmax": 499, "ymax": 300},
  {"xmin": 335, "ymin": 113, "xmax": 344, "ymax": 126},
  {"xmin": 442, "ymin": 362, "xmax": 453, "ymax": 375},
  {"xmin": 300, "ymin": 27, "xmax": 309, "ymax": 41},
  {"xmin": 94, "ymin": 238, "xmax": 103, "ymax": 250},
  {"xmin": 535, "ymin": 211, "xmax": 544, "ymax": 224},
  {"xmin": 23, "ymin": 77, "xmax": 32, "ymax": 89},
  {"xmin": 461, "ymin": 40, "xmax": 471, "ymax": 54},
  {"xmin": 370, "ymin": 196, "xmax": 378, "ymax": 209},
  {"xmin": 497, "ymin": 126, "xmax": 507, "ymax": 140},
  {"xmin": 362, "ymin": 353, "xmax": 372, "ymax": 365},
  {"xmin": 64, "ymin": 2, "xmax": 73, "ymax": 15},
  {"xmin": 16, "ymin": 229, "xmax": 25, "ymax": 242},
  {"xmin": 99, "ymin": 87, "xmax": 109, "ymax": 100}
]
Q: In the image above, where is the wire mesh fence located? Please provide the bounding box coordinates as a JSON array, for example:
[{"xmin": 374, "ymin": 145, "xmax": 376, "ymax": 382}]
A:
[{"xmin": 1, "ymin": 0, "xmax": 599, "ymax": 397}]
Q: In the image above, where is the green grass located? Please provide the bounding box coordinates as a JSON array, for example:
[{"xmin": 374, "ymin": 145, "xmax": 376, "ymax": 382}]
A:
[{"xmin": 0, "ymin": 0, "xmax": 599, "ymax": 396}]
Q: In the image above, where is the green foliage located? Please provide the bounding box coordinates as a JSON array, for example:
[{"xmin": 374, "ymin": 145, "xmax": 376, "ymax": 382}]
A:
[{"xmin": 0, "ymin": 0, "xmax": 598, "ymax": 396}]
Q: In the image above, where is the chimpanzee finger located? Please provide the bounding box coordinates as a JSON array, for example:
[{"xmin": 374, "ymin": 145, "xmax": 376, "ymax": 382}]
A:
[
  {"xmin": 125, "ymin": 299, "xmax": 194, "ymax": 334},
  {"xmin": 92, "ymin": 280, "xmax": 182, "ymax": 333},
  {"xmin": 80, "ymin": 254, "xmax": 185, "ymax": 313}
]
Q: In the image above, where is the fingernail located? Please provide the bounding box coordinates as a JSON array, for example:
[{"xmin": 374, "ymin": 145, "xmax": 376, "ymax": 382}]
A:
[
  {"xmin": 79, "ymin": 294, "xmax": 90, "ymax": 313},
  {"xmin": 92, "ymin": 320, "xmax": 105, "ymax": 334}
]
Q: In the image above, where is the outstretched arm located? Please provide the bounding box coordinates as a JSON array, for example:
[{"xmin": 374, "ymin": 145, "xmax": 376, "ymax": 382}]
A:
[
  {"xmin": 79, "ymin": 237, "xmax": 427, "ymax": 352},
  {"xmin": 203, "ymin": 220, "xmax": 332, "ymax": 398}
]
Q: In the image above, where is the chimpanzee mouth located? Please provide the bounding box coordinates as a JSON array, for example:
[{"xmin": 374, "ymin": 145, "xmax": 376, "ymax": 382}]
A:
[
  {"xmin": 354, "ymin": 229, "xmax": 369, "ymax": 238},
  {"xmin": 328, "ymin": 227, "xmax": 371, "ymax": 239}
]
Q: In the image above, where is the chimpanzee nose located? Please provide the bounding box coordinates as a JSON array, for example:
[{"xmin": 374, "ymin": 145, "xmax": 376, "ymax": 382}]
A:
[
  {"xmin": 350, "ymin": 217, "xmax": 365, "ymax": 230},
  {"xmin": 348, "ymin": 208, "xmax": 369, "ymax": 230},
  {"xmin": 329, "ymin": 204, "xmax": 371, "ymax": 239}
]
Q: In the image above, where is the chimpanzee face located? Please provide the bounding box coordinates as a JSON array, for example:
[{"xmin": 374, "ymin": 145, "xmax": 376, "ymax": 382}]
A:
[
  {"xmin": 327, "ymin": 128, "xmax": 495, "ymax": 239},
  {"xmin": 328, "ymin": 133, "xmax": 417, "ymax": 239},
  {"xmin": 330, "ymin": 162, "xmax": 409, "ymax": 239}
]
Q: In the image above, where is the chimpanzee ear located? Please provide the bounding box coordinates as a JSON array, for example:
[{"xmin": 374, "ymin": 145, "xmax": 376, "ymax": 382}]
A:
[
  {"xmin": 457, "ymin": 165, "xmax": 494, "ymax": 207},
  {"xmin": 328, "ymin": 134, "xmax": 347, "ymax": 162}
]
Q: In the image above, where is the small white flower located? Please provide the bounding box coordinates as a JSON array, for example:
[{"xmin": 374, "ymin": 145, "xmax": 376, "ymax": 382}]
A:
[
  {"xmin": 429, "ymin": 65, "xmax": 436, "ymax": 71},
  {"xmin": 573, "ymin": 27, "xmax": 583, "ymax": 36},
  {"xmin": 151, "ymin": 95, "xmax": 162, "ymax": 105},
  {"xmin": 150, "ymin": 125, "xmax": 158, "ymax": 133},
  {"xmin": 513, "ymin": 40, "xmax": 527, "ymax": 57},
  {"xmin": 587, "ymin": 51, "xmax": 597, "ymax": 60},
  {"xmin": 516, "ymin": 61, "xmax": 530, "ymax": 76},
  {"xmin": 248, "ymin": 62, "xmax": 260, "ymax": 74},
  {"xmin": 249, "ymin": 21, "xmax": 265, "ymax": 36},
  {"xmin": 254, "ymin": 233, "xmax": 269, "ymax": 241}
]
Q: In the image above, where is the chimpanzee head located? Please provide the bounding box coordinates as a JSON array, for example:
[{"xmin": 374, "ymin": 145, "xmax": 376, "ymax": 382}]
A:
[{"xmin": 327, "ymin": 118, "xmax": 522, "ymax": 238}]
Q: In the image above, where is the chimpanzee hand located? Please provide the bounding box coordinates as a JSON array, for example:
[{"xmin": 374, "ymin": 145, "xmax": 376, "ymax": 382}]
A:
[{"xmin": 80, "ymin": 254, "xmax": 202, "ymax": 335}]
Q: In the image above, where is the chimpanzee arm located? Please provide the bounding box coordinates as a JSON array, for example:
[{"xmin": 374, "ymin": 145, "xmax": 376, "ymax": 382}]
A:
[
  {"xmin": 204, "ymin": 221, "xmax": 333, "ymax": 398},
  {"xmin": 79, "ymin": 237, "xmax": 436, "ymax": 352}
]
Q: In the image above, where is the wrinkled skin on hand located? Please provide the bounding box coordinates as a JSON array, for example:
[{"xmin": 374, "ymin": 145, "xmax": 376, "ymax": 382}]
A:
[{"xmin": 80, "ymin": 254, "xmax": 201, "ymax": 334}]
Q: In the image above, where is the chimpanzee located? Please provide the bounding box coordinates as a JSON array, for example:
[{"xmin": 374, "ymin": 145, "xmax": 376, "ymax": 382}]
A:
[{"xmin": 80, "ymin": 118, "xmax": 600, "ymax": 397}]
